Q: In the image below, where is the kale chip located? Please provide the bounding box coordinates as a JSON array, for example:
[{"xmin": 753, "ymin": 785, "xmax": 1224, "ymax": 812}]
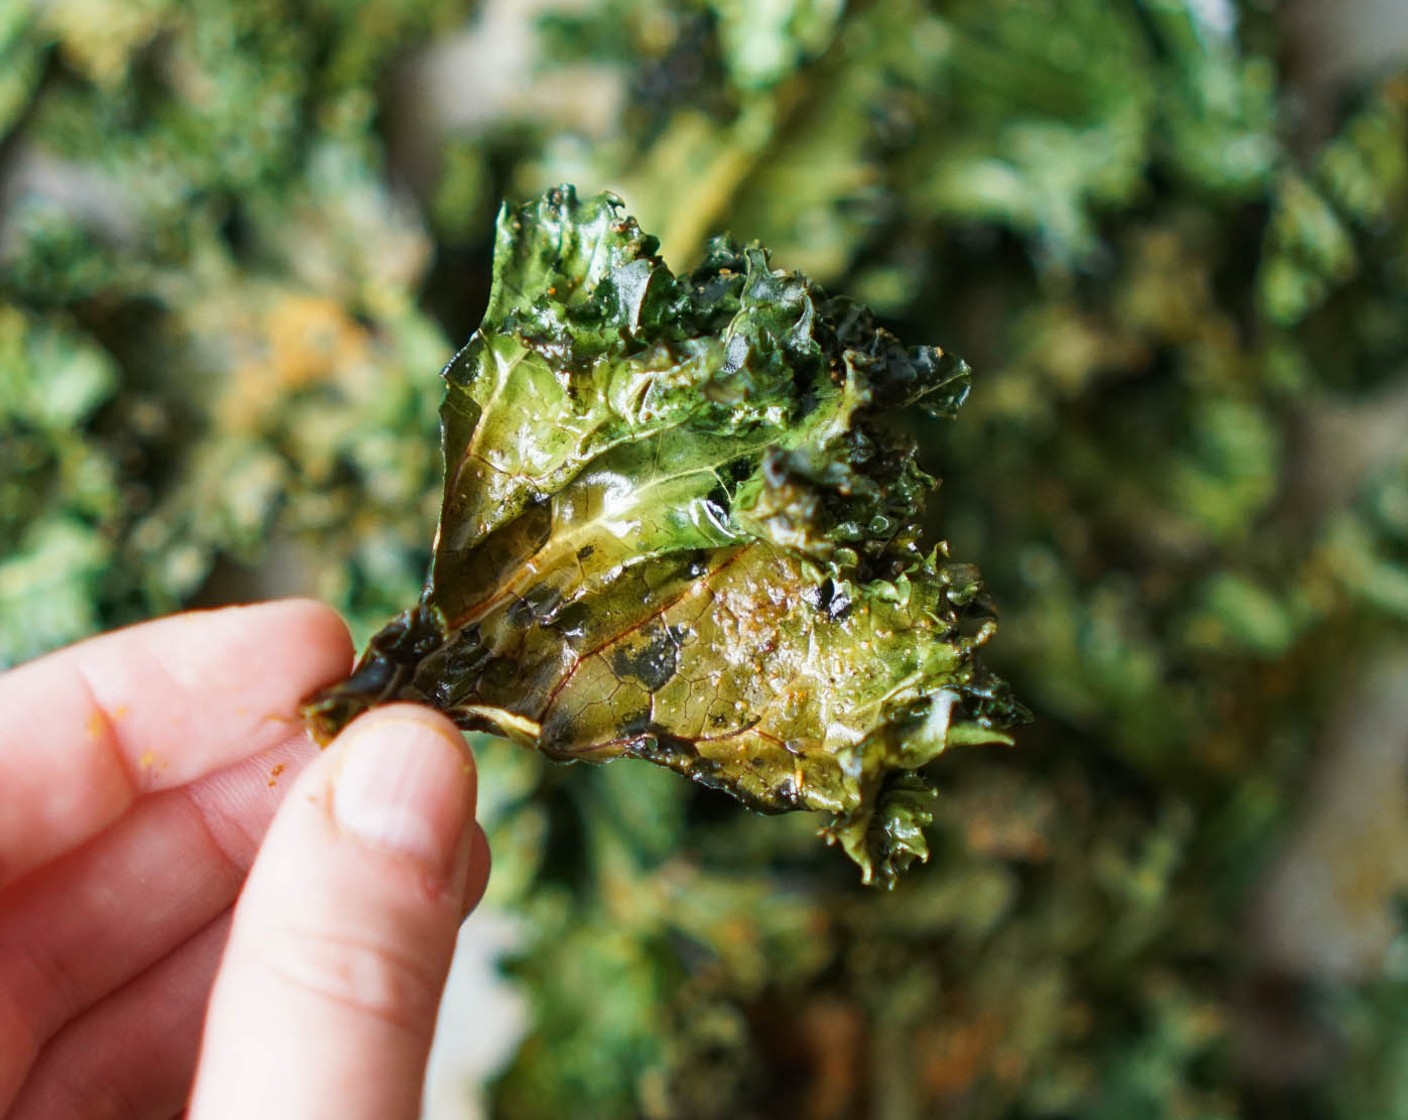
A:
[{"xmin": 303, "ymin": 186, "xmax": 1024, "ymax": 883}]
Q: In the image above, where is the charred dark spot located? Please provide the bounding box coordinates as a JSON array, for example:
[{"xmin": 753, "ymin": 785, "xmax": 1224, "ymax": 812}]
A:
[
  {"xmin": 625, "ymin": 731, "xmax": 699, "ymax": 767},
  {"xmin": 529, "ymin": 583, "xmax": 564, "ymax": 621},
  {"xmin": 520, "ymin": 496, "xmax": 554, "ymax": 543},
  {"xmin": 769, "ymin": 775, "xmax": 805, "ymax": 812},
  {"xmin": 703, "ymin": 481, "xmax": 730, "ymax": 521},
  {"xmin": 576, "ymin": 544, "xmax": 595, "ymax": 561},
  {"xmin": 552, "ymin": 601, "xmax": 592, "ymax": 647},
  {"xmin": 611, "ymin": 622, "xmax": 684, "ymax": 692},
  {"xmin": 505, "ymin": 597, "xmax": 534, "ymax": 628},
  {"xmin": 620, "ymin": 709, "xmax": 653, "ymax": 737},
  {"xmin": 364, "ymin": 605, "xmax": 446, "ymax": 663},
  {"xmin": 724, "ymin": 455, "xmax": 753, "ymax": 485},
  {"xmin": 506, "ymin": 582, "xmax": 564, "ymax": 628},
  {"xmin": 803, "ymin": 578, "xmax": 852, "ymax": 621},
  {"xmin": 684, "ymin": 757, "xmax": 724, "ymax": 786},
  {"xmin": 683, "ymin": 549, "xmax": 711, "ymax": 579},
  {"xmin": 415, "ymin": 626, "xmax": 490, "ymax": 705},
  {"xmin": 333, "ymin": 654, "xmax": 398, "ymax": 700}
]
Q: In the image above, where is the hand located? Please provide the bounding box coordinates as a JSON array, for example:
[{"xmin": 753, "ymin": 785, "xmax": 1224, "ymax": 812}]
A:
[{"xmin": 0, "ymin": 600, "xmax": 490, "ymax": 1119}]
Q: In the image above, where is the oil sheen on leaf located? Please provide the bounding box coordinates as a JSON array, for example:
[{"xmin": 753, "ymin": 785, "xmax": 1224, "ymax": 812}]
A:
[{"xmin": 303, "ymin": 185, "xmax": 1025, "ymax": 884}]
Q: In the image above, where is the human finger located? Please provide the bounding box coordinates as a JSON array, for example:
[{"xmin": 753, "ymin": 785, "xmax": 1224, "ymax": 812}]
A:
[
  {"xmin": 8, "ymin": 914, "xmax": 232, "ymax": 1120},
  {"xmin": 461, "ymin": 823, "xmax": 492, "ymax": 917},
  {"xmin": 189, "ymin": 705, "xmax": 482, "ymax": 1120},
  {"xmin": 0, "ymin": 734, "xmax": 315, "ymax": 1111},
  {"xmin": 0, "ymin": 599, "xmax": 352, "ymax": 888}
]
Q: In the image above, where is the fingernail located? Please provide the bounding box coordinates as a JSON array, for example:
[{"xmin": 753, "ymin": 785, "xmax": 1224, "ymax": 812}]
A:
[{"xmin": 332, "ymin": 715, "xmax": 475, "ymax": 879}]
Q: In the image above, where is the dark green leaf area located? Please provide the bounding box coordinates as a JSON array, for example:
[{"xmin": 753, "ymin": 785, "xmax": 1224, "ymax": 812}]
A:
[{"xmin": 304, "ymin": 186, "xmax": 1021, "ymax": 884}]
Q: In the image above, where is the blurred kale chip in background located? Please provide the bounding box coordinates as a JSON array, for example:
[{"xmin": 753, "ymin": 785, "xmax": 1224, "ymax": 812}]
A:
[{"xmin": 4, "ymin": 1, "xmax": 1408, "ymax": 1118}]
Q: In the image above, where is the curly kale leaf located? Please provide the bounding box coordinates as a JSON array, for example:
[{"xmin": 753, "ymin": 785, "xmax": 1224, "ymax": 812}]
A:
[{"xmin": 303, "ymin": 186, "xmax": 1025, "ymax": 884}]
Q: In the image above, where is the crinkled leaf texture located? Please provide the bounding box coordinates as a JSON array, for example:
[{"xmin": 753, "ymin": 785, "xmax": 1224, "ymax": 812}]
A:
[{"xmin": 304, "ymin": 186, "xmax": 1025, "ymax": 885}]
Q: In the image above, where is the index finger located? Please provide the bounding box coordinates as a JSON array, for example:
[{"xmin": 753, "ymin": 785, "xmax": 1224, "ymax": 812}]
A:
[{"xmin": 0, "ymin": 600, "xmax": 352, "ymax": 889}]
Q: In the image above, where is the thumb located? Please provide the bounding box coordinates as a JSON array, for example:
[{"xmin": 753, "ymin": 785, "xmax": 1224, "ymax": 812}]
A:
[{"xmin": 189, "ymin": 705, "xmax": 488, "ymax": 1120}]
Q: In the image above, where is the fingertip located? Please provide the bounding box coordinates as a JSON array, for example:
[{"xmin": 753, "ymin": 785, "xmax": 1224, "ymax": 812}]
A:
[
  {"xmin": 329, "ymin": 706, "xmax": 477, "ymax": 884},
  {"xmin": 332, "ymin": 703, "xmax": 475, "ymax": 786},
  {"xmin": 220, "ymin": 599, "xmax": 357, "ymax": 678}
]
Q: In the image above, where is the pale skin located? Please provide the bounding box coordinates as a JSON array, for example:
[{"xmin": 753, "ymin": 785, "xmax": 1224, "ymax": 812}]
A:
[{"xmin": 0, "ymin": 599, "xmax": 490, "ymax": 1119}]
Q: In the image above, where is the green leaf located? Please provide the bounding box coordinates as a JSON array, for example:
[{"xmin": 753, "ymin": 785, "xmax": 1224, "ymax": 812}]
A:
[{"xmin": 304, "ymin": 186, "xmax": 1024, "ymax": 884}]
